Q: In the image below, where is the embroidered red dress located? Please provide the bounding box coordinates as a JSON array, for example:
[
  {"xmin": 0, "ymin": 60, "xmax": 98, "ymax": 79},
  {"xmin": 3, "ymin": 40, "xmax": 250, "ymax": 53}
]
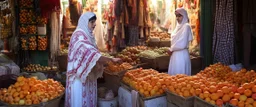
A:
[{"xmin": 65, "ymin": 12, "xmax": 103, "ymax": 107}]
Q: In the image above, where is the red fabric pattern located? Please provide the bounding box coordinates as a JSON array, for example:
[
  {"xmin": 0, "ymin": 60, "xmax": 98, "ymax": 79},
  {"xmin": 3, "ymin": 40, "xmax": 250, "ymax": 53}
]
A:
[{"xmin": 65, "ymin": 30, "xmax": 99, "ymax": 107}]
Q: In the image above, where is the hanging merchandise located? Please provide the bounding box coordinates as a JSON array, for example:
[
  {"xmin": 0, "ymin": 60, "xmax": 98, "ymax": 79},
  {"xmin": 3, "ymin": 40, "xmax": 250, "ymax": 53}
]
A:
[
  {"xmin": 212, "ymin": 0, "xmax": 235, "ymax": 65},
  {"xmin": 0, "ymin": 0, "xmax": 16, "ymax": 52},
  {"xmin": 39, "ymin": 0, "xmax": 60, "ymax": 18},
  {"xmin": 69, "ymin": 0, "xmax": 82, "ymax": 26},
  {"xmin": 93, "ymin": 0, "xmax": 107, "ymax": 52},
  {"xmin": 50, "ymin": 11, "xmax": 61, "ymax": 63}
]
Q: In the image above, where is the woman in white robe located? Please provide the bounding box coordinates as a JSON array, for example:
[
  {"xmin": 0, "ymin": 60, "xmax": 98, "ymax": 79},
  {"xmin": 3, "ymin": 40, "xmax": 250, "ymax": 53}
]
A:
[
  {"xmin": 65, "ymin": 12, "xmax": 121, "ymax": 107},
  {"xmin": 168, "ymin": 8, "xmax": 193, "ymax": 76}
]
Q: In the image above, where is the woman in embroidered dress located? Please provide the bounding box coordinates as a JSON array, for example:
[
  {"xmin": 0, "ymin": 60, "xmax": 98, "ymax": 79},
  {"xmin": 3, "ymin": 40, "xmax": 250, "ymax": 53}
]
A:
[
  {"xmin": 65, "ymin": 12, "xmax": 121, "ymax": 107},
  {"xmin": 167, "ymin": 8, "xmax": 193, "ymax": 76}
]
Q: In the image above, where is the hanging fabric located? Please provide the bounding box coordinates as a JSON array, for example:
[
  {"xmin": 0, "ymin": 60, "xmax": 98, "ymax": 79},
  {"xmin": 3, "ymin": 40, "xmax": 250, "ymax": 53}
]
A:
[
  {"xmin": 93, "ymin": 0, "xmax": 107, "ymax": 51},
  {"xmin": 50, "ymin": 11, "xmax": 60, "ymax": 62},
  {"xmin": 212, "ymin": 0, "xmax": 235, "ymax": 65},
  {"xmin": 39, "ymin": 0, "xmax": 60, "ymax": 18}
]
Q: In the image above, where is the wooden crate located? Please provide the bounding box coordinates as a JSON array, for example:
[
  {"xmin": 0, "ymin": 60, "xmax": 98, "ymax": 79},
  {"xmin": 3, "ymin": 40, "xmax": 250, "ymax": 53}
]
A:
[
  {"xmin": 166, "ymin": 90, "xmax": 194, "ymax": 107},
  {"xmin": 159, "ymin": 40, "xmax": 171, "ymax": 47},
  {"xmin": 140, "ymin": 57, "xmax": 157, "ymax": 69},
  {"xmin": 225, "ymin": 103, "xmax": 236, "ymax": 107},
  {"xmin": 194, "ymin": 96, "xmax": 218, "ymax": 107},
  {"xmin": 156, "ymin": 55, "xmax": 170, "ymax": 70},
  {"xmin": 147, "ymin": 41, "xmax": 160, "ymax": 47},
  {"xmin": 167, "ymin": 101, "xmax": 178, "ymax": 107},
  {"xmin": 103, "ymin": 72, "xmax": 124, "ymax": 95}
]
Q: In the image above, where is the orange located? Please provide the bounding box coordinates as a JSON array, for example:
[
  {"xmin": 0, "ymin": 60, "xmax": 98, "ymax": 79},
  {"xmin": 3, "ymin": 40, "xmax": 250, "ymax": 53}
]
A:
[
  {"xmin": 246, "ymin": 98, "xmax": 254, "ymax": 104},
  {"xmin": 244, "ymin": 89, "xmax": 252, "ymax": 97},
  {"xmin": 199, "ymin": 93, "xmax": 204, "ymax": 99},
  {"xmin": 237, "ymin": 87, "xmax": 245, "ymax": 94},
  {"xmin": 205, "ymin": 97, "xmax": 211, "ymax": 102},
  {"xmin": 222, "ymin": 86, "xmax": 230, "ymax": 94},
  {"xmin": 17, "ymin": 76, "xmax": 25, "ymax": 82},
  {"xmin": 26, "ymin": 94, "xmax": 32, "ymax": 100},
  {"xmin": 242, "ymin": 83, "xmax": 253, "ymax": 89},
  {"xmin": 209, "ymin": 85, "xmax": 217, "ymax": 93},
  {"xmin": 195, "ymin": 88, "xmax": 202, "ymax": 95},
  {"xmin": 25, "ymin": 99, "xmax": 32, "ymax": 105},
  {"xmin": 216, "ymin": 99, "xmax": 223, "ymax": 106},
  {"xmin": 234, "ymin": 93, "xmax": 241, "ymax": 99},
  {"xmin": 210, "ymin": 93, "xmax": 219, "ymax": 101},
  {"xmin": 183, "ymin": 90, "xmax": 190, "ymax": 97},
  {"xmin": 238, "ymin": 101, "xmax": 245, "ymax": 107},
  {"xmin": 230, "ymin": 99, "xmax": 238, "ymax": 106},
  {"xmin": 203, "ymin": 91, "xmax": 210, "ymax": 98},
  {"xmin": 209, "ymin": 100, "xmax": 216, "ymax": 105},
  {"xmin": 222, "ymin": 94, "xmax": 231, "ymax": 102},
  {"xmin": 229, "ymin": 92, "xmax": 234, "ymax": 98},
  {"xmin": 14, "ymin": 97, "xmax": 20, "ymax": 103},
  {"xmin": 252, "ymin": 85, "xmax": 256, "ymax": 93},
  {"xmin": 217, "ymin": 90, "xmax": 224, "ymax": 97},
  {"xmin": 253, "ymin": 101, "xmax": 256, "ymax": 107}
]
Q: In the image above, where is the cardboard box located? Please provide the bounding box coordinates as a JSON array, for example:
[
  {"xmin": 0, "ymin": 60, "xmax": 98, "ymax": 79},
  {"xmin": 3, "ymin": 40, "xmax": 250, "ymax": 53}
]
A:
[
  {"xmin": 139, "ymin": 94, "xmax": 167, "ymax": 107},
  {"xmin": 118, "ymin": 86, "xmax": 132, "ymax": 107}
]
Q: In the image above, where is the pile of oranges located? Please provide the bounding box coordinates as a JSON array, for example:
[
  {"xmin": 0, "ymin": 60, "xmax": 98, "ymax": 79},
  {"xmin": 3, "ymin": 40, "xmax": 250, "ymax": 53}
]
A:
[
  {"xmin": 123, "ymin": 68, "xmax": 187, "ymax": 98},
  {"xmin": 105, "ymin": 62, "xmax": 133, "ymax": 73},
  {"xmin": 123, "ymin": 63, "xmax": 256, "ymax": 107},
  {"xmin": 0, "ymin": 76, "xmax": 65, "ymax": 105}
]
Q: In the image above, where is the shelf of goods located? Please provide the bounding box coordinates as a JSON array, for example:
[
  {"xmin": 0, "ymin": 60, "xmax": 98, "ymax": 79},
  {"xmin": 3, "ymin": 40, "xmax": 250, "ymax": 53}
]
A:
[
  {"xmin": 0, "ymin": 0, "xmax": 14, "ymax": 39},
  {"xmin": 0, "ymin": 76, "xmax": 65, "ymax": 106},
  {"xmin": 22, "ymin": 64, "xmax": 58, "ymax": 73},
  {"xmin": 18, "ymin": 0, "xmax": 49, "ymax": 66}
]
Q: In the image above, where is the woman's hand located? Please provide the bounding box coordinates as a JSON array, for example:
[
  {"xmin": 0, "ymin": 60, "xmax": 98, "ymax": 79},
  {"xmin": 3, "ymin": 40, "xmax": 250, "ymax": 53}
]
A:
[
  {"xmin": 167, "ymin": 50, "xmax": 173, "ymax": 56},
  {"xmin": 111, "ymin": 58, "xmax": 122, "ymax": 63}
]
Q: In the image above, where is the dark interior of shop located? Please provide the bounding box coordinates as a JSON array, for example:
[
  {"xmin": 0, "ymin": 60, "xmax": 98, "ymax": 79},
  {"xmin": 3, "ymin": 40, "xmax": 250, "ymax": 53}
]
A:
[{"xmin": 236, "ymin": 0, "xmax": 256, "ymax": 70}]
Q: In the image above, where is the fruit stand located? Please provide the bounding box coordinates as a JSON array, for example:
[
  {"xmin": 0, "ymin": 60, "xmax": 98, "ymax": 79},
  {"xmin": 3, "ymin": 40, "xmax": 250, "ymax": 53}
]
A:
[
  {"xmin": 112, "ymin": 62, "xmax": 256, "ymax": 107},
  {"xmin": 0, "ymin": 76, "xmax": 65, "ymax": 106}
]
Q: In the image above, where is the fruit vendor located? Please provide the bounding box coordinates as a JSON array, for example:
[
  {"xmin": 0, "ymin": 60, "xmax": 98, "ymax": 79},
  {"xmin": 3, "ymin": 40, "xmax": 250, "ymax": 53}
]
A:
[
  {"xmin": 167, "ymin": 8, "xmax": 193, "ymax": 76},
  {"xmin": 65, "ymin": 12, "xmax": 121, "ymax": 107}
]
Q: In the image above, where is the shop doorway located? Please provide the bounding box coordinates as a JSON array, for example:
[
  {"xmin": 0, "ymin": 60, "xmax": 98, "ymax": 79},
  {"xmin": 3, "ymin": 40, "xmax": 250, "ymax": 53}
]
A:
[{"xmin": 236, "ymin": 0, "xmax": 256, "ymax": 70}]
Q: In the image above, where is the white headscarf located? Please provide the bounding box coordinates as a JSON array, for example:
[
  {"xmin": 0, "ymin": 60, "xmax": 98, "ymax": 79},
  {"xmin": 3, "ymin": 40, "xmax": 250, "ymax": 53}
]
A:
[
  {"xmin": 173, "ymin": 8, "xmax": 189, "ymax": 33},
  {"xmin": 170, "ymin": 8, "xmax": 193, "ymax": 51},
  {"xmin": 76, "ymin": 12, "xmax": 97, "ymax": 47},
  {"xmin": 67, "ymin": 12, "xmax": 103, "ymax": 83}
]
